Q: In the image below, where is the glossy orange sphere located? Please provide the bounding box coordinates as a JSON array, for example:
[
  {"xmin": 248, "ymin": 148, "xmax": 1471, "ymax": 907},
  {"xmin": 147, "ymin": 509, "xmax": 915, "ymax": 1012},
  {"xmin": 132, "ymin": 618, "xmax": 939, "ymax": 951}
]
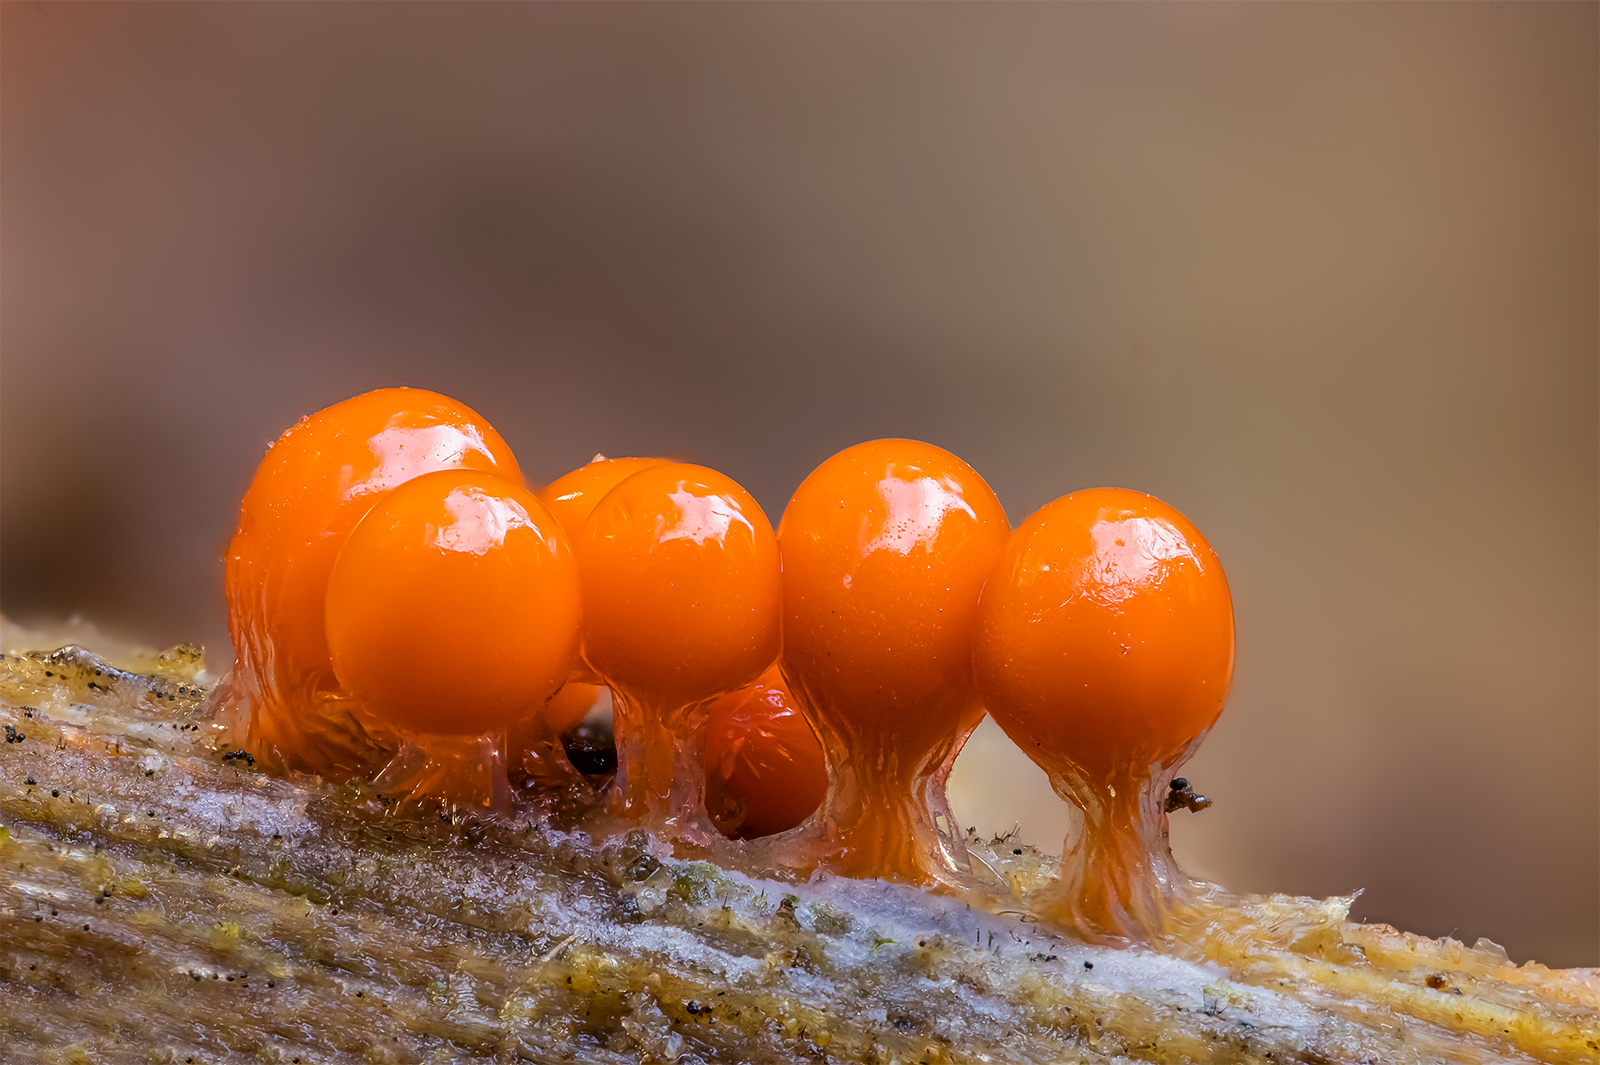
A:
[
  {"xmin": 325, "ymin": 469, "xmax": 580, "ymax": 737},
  {"xmin": 778, "ymin": 439, "xmax": 1011, "ymax": 759},
  {"xmin": 704, "ymin": 666, "xmax": 828, "ymax": 839},
  {"xmin": 542, "ymin": 455, "xmax": 671, "ymax": 546},
  {"xmin": 225, "ymin": 387, "xmax": 522, "ymax": 691},
  {"xmin": 577, "ymin": 463, "xmax": 781, "ymax": 704},
  {"xmin": 973, "ymin": 488, "xmax": 1235, "ymax": 777}
]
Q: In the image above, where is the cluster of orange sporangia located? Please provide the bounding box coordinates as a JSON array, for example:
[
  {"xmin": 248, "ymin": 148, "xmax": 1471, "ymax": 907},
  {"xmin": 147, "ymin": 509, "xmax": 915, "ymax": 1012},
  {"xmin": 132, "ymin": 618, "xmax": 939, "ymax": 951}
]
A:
[{"xmin": 216, "ymin": 387, "xmax": 1233, "ymax": 942}]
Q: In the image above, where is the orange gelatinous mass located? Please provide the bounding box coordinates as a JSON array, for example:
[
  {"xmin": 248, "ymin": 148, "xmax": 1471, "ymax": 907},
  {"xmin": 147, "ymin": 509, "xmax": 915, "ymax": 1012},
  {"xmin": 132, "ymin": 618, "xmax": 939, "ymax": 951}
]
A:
[
  {"xmin": 704, "ymin": 666, "xmax": 828, "ymax": 840},
  {"xmin": 778, "ymin": 439, "xmax": 1010, "ymax": 884},
  {"xmin": 576, "ymin": 462, "xmax": 781, "ymax": 826},
  {"xmin": 325, "ymin": 469, "xmax": 580, "ymax": 737},
  {"xmin": 220, "ymin": 387, "xmax": 522, "ymax": 774},
  {"xmin": 973, "ymin": 487, "xmax": 1234, "ymax": 942}
]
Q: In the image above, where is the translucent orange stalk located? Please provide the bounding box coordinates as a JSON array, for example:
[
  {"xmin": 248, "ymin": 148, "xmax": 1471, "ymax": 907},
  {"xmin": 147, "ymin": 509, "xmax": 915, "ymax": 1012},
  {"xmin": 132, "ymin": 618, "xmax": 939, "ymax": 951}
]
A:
[
  {"xmin": 575, "ymin": 463, "xmax": 780, "ymax": 833},
  {"xmin": 973, "ymin": 488, "xmax": 1234, "ymax": 943},
  {"xmin": 777, "ymin": 439, "xmax": 1010, "ymax": 886}
]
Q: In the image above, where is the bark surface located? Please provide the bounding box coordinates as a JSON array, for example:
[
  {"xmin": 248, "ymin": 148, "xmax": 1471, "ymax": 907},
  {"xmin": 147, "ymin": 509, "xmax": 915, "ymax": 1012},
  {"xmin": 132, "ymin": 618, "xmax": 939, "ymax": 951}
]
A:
[{"xmin": 1, "ymin": 632, "xmax": 1594, "ymax": 1064}]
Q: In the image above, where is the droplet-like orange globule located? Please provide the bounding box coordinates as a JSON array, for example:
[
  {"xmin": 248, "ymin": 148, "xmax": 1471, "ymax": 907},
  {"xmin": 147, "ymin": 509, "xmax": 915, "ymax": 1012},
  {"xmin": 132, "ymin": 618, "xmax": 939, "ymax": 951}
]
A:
[
  {"xmin": 575, "ymin": 462, "xmax": 781, "ymax": 828},
  {"xmin": 778, "ymin": 439, "xmax": 1010, "ymax": 884},
  {"xmin": 973, "ymin": 487, "xmax": 1234, "ymax": 942},
  {"xmin": 704, "ymin": 665, "xmax": 828, "ymax": 840},
  {"xmin": 219, "ymin": 387, "xmax": 523, "ymax": 776},
  {"xmin": 325, "ymin": 469, "xmax": 580, "ymax": 736}
]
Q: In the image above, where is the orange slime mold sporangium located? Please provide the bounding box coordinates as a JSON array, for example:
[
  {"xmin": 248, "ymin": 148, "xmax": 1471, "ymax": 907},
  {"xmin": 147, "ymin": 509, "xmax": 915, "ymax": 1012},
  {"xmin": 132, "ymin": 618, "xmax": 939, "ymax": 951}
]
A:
[
  {"xmin": 703, "ymin": 665, "xmax": 828, "ymax": 840},
  {"xmin": 217, "ymin": 388, "xmax": 523, "ymax": 777},
  {"xmin": 973, "ymin": 488, "xmax": 1234, "ymax": 944},
  {"xmin": 777, "ymin": 439, "xmax": 1010, "ymax": 886},
  {"xmin": 325, "ymin": 469, "xmax": 582, "ymax": 809},
  {"xmin": 574, "ymin": 463, "xmax": 781, "ymax": 832}
]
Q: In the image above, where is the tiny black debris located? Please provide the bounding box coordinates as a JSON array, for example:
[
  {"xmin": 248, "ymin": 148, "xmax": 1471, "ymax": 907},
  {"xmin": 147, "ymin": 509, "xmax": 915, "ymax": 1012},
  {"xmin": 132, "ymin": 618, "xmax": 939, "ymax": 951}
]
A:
[{"xmin": 1166, "ymin": 777, "xmax": 1213, "ymax": 814}]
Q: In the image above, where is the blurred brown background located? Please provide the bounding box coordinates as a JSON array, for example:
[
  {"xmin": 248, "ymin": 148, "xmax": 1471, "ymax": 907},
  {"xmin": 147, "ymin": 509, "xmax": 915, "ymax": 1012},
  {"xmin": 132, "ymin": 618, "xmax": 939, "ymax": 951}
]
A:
[{"xmin": 2, "ymin": 3, "xmax": 1595, "ymax": 965}]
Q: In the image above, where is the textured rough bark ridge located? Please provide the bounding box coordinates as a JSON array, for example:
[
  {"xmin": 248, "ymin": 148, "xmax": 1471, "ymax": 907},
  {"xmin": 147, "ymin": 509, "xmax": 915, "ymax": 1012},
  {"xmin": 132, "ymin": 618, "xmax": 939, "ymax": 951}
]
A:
[{"xmin": 1, "ymin": 628, "xmax": 1595, "ymax": 1064}]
